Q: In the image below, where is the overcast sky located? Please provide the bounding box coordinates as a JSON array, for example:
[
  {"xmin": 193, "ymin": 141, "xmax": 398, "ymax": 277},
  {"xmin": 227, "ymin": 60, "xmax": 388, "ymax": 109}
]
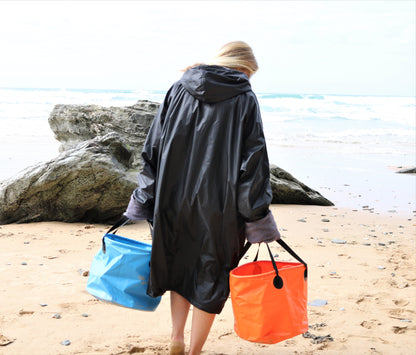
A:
[{"xmin": 0, "ymin": 1, "xmax": 414, "ymax": 96}]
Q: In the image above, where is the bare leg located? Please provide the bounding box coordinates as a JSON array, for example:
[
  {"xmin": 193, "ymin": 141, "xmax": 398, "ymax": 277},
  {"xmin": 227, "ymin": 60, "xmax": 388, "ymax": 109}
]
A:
[
  {"xmin": 170, "ymin": 291, "xmax": 190, "ymax": 343},
  {"xmin": 189, "ymin": 307, "xmax": 216, "ymax": 355}
]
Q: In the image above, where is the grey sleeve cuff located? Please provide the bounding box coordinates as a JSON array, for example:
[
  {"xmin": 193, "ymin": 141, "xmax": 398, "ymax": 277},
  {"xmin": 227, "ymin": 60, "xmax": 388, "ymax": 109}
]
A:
[
  {"xmin": 123, "ymin": 195, "xmax": 153, "ymax": 221},
  {"xmin": 245, "ymin": 210, "xmax": 281, "ymax": 243}
]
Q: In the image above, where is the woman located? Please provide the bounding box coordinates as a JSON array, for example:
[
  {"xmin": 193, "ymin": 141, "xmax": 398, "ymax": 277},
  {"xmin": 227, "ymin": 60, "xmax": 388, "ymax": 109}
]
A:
[{"xmin": 124, "ymin": 41, "xmax": 280, "ymax": 355}]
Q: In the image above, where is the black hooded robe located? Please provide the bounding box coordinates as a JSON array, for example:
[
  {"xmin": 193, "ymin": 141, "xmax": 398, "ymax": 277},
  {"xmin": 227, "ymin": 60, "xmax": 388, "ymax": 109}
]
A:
[{"xmin": 131, "ymin": 65, "xmax": 273, "ymax": 314}]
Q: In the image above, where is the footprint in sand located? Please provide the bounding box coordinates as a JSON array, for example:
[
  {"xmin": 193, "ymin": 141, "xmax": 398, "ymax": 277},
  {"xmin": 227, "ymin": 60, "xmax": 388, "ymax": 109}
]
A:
[
  {"xmin": 360, "ymin": 320, "xmax": 381, "ymax": 329},
  {"xmin": 59, "ymin": 302, "xmax": 79, "ymax": 312},
  {"xmin": 217, "ymin": 331, "xmax": 234, "ymax": 340},
  {"xmin": 402, "ymin": 274, "xmax": 416, "ymax": 282},
  {"xmin": 356, "ymin": 294, "xmax": 374, "ymax": 304},
  {"xmin": 125, "ymin": 344, "xmax": 166, "ymax": 354},
  {"xmin": 388, "ymin": 308, "xmax": 406, "ymax": 318},
  {"xmin": 0, "ymin": 334, "xmax": 15, "ymax": 346},
  {"xmin": 392, "ymin": 326, "xmax": 407, "ymax": 334},
  {"xmin": 126, "ymin": 346, "xmax": 146, "ymax": 353},
  {"xmin": 388, "ymin": 307, "xmax": 415, "ymax": 321},
  {"xmin": 393, "ymin": 299, "xmax": 409, "ymax": 307},
  {"xmin": 18, "ymin": 309, "xmax": 34, "ymax": 316}
]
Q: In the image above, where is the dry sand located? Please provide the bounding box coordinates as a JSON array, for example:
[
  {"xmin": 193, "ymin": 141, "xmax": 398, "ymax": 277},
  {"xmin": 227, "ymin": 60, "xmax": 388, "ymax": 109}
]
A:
[{"xmin": 1, "ymin": 205, "xmax": 415, "ymax": 355}]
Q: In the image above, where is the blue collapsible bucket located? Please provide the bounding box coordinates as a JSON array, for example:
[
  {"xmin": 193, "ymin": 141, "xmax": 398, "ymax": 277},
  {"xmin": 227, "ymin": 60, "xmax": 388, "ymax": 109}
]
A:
[{"xmin": 86, "ymin": 219, "xmax": 161, "ymax": 311}]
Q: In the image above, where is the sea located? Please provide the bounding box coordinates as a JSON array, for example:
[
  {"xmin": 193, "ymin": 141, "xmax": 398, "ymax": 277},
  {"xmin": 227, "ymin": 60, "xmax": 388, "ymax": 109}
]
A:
[{"xmin": 0, "ymin": 87, "xmax": 414, "ymax": 215}]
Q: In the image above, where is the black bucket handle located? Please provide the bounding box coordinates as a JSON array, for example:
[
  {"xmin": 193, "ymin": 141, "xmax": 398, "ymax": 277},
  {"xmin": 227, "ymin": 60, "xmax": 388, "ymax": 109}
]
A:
[
  {"xmin": 101, "ymin": 215, "xmax": 130, "ymax": 253},
  {"xmin": 239, "ymin": 239, "xmax": 308, "ymax": 289}
]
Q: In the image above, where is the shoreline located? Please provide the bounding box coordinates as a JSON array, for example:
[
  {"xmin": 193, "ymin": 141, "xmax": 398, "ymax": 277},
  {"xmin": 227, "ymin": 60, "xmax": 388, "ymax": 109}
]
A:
[
  {"xmin": 1, "ymin": 137, "xmax": 414, "ymax": 216},
  {"xmin": 1, "ymin": 89, "xmax": 414, "ymax": 216},
  {"xmin": 1, "ymin": 205, "xmax": 415, "ymax": 354}
]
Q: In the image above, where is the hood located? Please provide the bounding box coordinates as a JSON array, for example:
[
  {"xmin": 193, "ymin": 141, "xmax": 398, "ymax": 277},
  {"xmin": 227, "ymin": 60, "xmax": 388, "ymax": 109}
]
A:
[{"xmin": 180, "ymin": 65, "xmax": 252, "ymax": 103}]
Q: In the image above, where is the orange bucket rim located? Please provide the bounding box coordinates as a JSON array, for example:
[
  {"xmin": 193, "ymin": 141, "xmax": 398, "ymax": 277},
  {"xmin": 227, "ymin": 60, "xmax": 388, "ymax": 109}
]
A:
[{"xmin": 230, "ymin": 260, "xmax": 305, "ymax": 278}]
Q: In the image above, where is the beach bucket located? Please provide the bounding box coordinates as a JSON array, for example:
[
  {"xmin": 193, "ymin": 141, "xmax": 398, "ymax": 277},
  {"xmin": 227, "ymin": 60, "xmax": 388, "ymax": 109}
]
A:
[
  {"xmin": 229, "ymin": 240, "xmax": 308, "ymax": 344},
  {"xmin": 86, "ymin": 216, "xmax": 161, "ymax": 311}
]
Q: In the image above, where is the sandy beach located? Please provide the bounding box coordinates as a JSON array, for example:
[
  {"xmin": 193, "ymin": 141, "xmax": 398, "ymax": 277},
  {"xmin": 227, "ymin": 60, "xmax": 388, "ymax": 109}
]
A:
[
  {"xmin": 1, "ymin": 1, "xmax": 414, "ymax": 353},
  {"xmin": 1, "ymin": 205, "xmax": 415, "ymax": 355}
]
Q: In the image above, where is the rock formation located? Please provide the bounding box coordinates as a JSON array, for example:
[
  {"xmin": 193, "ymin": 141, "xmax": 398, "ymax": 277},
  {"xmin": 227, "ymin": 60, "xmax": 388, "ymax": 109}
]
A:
[
  {"xmin": 0, "ymin": 133, "xmax": 137, "ymax": 224},
  {"xmin": 396, "ymin": 167, "xmax": 416, "ymax": 174},
  {"xmin": 270, "ymin": 165, "xmax": 333, "ymax": 206},
  {"xmin": 0, "ymin": 100, "xmax": 333, "ymax": 224},
  {"xmin": 48, "ymin": 100, "xmax": 159, "ymax": 168}
]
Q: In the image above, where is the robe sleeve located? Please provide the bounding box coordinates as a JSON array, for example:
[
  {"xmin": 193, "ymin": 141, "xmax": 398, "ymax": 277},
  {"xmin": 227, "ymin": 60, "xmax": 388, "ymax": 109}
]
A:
[
  {"xmin": 124, "ymin": 91, "xmax": 170, "ymax": 221},
  {"xmin": 237, "ymin": 95, "xmax": 280, "ymax": 243}
]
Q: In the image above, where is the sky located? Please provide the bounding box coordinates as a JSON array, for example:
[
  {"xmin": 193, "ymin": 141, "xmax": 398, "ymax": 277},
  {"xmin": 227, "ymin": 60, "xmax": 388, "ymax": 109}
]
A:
[{"xmin": 0, "ymin": 0, "xmax": 414, "ymax": 96}]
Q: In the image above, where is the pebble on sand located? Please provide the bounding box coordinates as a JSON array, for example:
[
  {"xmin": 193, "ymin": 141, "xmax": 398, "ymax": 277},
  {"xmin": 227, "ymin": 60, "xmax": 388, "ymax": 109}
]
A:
[
  {"xmin": 78, "ymin": 268, "xmax": 89, "ymax": 277},
  {"xmin": 61, "ymin": 340, "xmax": 71, "ymax": 346},
  {"xmin": 331, "ymin": 239, "xmax": 347, "ymax": 244},
  {"xmin": 308, "ymin": 299, "xmax": 328, "ymax": 307}
]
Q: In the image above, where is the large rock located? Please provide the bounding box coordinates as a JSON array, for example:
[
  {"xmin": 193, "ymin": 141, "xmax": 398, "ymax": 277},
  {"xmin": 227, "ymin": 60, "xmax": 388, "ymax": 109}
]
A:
[
  {"xmin": 270, "ymin": 165, "xmax": 333, "ymax": 206},
  {"xmin": 0, "ymin": 102, "xmax": 334, "ymax": 224},
  {"xmin": 396, "ymin": 167, "xmax": 416, "ymax": 174},
  {"xmin": 48, "ymin": 100, "xmax": 159, "ymax": 168},
  {"xmin": 0, "ymin": 133, "xmax": 137, "ymax": 224}
]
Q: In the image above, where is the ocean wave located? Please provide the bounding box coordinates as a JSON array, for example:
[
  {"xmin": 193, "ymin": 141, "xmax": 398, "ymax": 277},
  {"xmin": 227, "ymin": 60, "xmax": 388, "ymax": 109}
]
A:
[
  {"xmin": 258, "ymin": 94, "xmax": 415, "ymax": 127},
  {"xmin": 258, "ymin": 93, "xmax": 325, "ymax": 100},
  {"xmin": 1, "ymin": 88, "xmax": 414, "ymax": 141}
]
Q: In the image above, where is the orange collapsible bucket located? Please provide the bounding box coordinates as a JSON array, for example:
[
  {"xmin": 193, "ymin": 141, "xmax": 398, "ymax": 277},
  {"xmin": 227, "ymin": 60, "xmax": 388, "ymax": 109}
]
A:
[{"xmin": 230, "ymin": 240, "xmax": 308, "ymax": 344}]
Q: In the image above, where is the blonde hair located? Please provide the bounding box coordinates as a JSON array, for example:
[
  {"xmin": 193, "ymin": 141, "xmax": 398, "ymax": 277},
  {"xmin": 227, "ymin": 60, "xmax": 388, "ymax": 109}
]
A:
[
  {"xmin": 209, "ymin": 41, "xmax": 259, "ymax": 77},
  {"xmin": 182, "ymin": 41, "xmax": 259, "ymax": 77}
]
